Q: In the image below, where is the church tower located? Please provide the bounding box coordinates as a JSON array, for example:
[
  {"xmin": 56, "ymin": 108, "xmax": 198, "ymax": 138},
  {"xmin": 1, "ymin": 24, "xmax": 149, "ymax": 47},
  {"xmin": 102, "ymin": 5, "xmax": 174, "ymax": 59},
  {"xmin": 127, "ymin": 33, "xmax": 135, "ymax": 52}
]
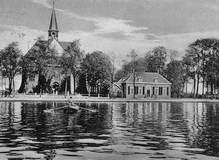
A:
[{"xmin": 48, "ymin": 2, "xmax": 59, "ymax": 40}]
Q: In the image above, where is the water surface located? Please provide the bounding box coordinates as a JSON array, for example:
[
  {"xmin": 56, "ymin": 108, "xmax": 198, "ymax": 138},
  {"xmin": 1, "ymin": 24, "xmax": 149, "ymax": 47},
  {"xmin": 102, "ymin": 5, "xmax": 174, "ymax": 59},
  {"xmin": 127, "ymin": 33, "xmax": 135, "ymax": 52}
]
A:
[{"xmin": 0, "ymin": 101, "xmax": 219, "ymax": 160}]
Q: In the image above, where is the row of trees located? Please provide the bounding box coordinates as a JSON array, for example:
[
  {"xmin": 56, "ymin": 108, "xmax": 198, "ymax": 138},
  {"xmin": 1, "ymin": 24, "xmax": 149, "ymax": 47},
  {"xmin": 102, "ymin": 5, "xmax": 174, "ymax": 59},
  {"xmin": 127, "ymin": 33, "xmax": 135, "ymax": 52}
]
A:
[
  {"xmin": 0, "ymin": 38, "xmax": 114, "ymax": 96},
  {"xmin": 116, "ymin": 38, "xmax": 219, "ymax": 98},
  {"xmin": 1, "ymin": 37, "xmax": 219, "ymax": 97},
  {"xmin": 184, "ymin": 38, "xmax": 219, "ymax": 97}
]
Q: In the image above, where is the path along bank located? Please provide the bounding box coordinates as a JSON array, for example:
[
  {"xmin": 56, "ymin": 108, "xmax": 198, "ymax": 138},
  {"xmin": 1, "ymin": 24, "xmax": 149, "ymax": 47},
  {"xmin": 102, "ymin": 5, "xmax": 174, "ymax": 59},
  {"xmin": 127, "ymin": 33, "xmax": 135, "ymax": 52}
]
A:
[{"xmin": 0, "ymin": 94, "xmax": 219, "ymax": 103}]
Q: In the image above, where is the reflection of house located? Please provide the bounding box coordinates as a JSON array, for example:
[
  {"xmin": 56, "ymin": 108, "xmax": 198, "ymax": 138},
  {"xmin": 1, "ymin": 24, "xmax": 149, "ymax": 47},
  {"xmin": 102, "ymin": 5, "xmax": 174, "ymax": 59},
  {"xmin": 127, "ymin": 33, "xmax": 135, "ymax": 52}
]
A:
[
  {"xmin": 121, "ymin": 72, "xmax": 172, "ymax": 98},
  {"xmin": 24, "ymin": 3, "xmax": 75, "ymax": 94}
]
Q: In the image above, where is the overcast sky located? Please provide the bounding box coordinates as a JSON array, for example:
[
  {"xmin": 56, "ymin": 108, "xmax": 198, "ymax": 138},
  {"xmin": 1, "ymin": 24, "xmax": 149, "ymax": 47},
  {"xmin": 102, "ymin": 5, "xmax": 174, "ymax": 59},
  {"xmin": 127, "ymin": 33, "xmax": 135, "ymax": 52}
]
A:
[{"xmin": 1, "ymin": 0, "xmax": 219, "ymax": 65}]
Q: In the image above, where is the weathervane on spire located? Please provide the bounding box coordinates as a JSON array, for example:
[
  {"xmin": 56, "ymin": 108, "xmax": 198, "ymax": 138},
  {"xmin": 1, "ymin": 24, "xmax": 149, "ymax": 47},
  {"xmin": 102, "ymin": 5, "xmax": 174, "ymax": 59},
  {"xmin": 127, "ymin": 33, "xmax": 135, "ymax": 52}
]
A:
[{"xmin": 52, "ymin": 0, "xmax": 55, "ymax": 8}]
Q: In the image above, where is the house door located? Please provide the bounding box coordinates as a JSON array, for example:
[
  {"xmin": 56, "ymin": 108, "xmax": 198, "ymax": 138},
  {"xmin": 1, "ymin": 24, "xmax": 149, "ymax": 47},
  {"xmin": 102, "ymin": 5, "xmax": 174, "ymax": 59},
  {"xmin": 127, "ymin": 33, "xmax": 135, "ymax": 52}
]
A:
[{"xmin": 147, "ymin": 90, "xmax": 150, "ymax": 97}]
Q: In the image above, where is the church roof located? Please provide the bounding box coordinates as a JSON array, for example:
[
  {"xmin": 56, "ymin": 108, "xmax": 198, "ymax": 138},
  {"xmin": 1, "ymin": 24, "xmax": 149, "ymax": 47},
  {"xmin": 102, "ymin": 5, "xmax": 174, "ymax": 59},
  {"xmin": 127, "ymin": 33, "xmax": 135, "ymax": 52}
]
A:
[
  {"xmin": 25, "ymin": 40, "xmax": 49, "ymax": 57},
  {"xmin": 25, "ymin": 39, "xmax": 71, "ymax": 56},
  {"xmin": 49, "ymin": 2, "xmax": 58, "ymax": 31},
  {"xmin": 59, "ymin": 42, "xmax": 71, "ymax": 50}
]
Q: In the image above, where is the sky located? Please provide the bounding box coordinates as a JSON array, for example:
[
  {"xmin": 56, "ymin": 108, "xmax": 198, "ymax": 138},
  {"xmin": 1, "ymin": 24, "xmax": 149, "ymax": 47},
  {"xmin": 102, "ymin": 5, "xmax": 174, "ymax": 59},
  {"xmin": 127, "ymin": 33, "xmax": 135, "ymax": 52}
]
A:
[{"xmin": 1, "ymin": 0, "xmax": 219, "ymax": 66}]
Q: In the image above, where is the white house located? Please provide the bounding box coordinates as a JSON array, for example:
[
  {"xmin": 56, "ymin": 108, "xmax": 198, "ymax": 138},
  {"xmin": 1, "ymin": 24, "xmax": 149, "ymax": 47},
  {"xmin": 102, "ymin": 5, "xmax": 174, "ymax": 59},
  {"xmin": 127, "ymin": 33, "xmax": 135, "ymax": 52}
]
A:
[{"xmin": 121, "ymin": 72, "xmax": 172, "ymax": 98}]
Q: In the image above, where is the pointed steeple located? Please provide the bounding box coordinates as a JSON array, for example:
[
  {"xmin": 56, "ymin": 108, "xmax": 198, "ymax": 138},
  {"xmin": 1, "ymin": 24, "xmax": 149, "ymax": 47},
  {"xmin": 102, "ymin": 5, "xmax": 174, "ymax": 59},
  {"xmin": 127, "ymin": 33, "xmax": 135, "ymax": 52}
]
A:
[{"xmin": 48, "ymin": 1, "xmax": 59, "ymax": 40}]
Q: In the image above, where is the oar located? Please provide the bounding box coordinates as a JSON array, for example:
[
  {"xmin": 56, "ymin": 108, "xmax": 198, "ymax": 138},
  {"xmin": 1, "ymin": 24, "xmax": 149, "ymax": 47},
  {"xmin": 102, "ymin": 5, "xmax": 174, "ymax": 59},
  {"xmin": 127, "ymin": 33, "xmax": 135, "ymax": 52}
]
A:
[
  {"xmin": 67, "ymin": 101, "xmax": 97, "ymax": 113},
  {"xmin": 44, "ymin": 104, "xmax": 97, "ymax": 113},
  {"xmin": 77, "ymin": 106, "xmax": 97, "ymax": 113},
  {"xmin": 68, "ymin": 104, "xmax": 96, "ymax": 112},
  {"xmin": 44, "ymin": 105, "xmax": 69, "ymax": 113},
  {"xmin": 54, "ymin": 105, "xmax": 69, "ymax": 110}
]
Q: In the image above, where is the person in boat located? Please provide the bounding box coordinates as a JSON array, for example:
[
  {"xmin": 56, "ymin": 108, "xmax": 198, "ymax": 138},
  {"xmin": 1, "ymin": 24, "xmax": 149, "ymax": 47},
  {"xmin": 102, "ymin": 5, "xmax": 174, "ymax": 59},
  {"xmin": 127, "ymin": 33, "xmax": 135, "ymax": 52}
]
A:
[{"xmin": 67, "ymin": 100, "xmax": 80, "ymax": 110}]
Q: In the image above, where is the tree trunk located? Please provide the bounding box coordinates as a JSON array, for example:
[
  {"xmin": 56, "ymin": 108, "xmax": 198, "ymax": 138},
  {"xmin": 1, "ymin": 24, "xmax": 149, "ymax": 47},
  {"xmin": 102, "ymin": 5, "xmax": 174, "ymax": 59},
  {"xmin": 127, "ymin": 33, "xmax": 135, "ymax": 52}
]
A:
[
  {"xmin": 70, "ymin": 73, "xmax": 74, "ymax": 95},
  {"xmin": 18, "ymin": 70, "xmax": 27, "ymax": 93},
  {"xmin": 85, "ymin": 74, "xmax": 91, "ymax": 97},
  {"xmin": 8, "ymin": 78, "xmax": 12, "ymax": 95},
  {"xmin": 214, "ymin": 73, "xmax": 216, "ymax": 98},
  {"xmin": 202, "ymin": 53, "xmax": 205, "ymax": 96},
  {"xmin": 202, "ymin": 77, "xmax": 204, "ymax": 96},
  {"xmin": 133, "ymin": 68, "xmax": 135, "ymax": 99},
  {"xmin": 88, "ymin": 85, "xmax": 90, "ymax": 97},
  {"xmin": 74, "ymin": 76, "xmax": 76, "ymax": 95},
  {"xmin": 38, "ymin": 74, "xmax": 42, "ymax": 97},
  {"xmin": 196, "ymin": 74, "xmax": 200, "ymax": 98},
  {"xmin": 193, "ymin": 75, "xmax": 196, "ymax": 97},
  {"xmin": 211, "ymin": 75, "xmax": 214, "ymax": 94},
  {"xmin": 206, "ymin": 81, "xmax": 209, "ymax": 93},
  {"xmin": 13, "ymin": 78, "xmax": 15, "ymax": 97},
  {"xmin": 65, "ymin": 78, "xmax": 67, "ymax": 98}
]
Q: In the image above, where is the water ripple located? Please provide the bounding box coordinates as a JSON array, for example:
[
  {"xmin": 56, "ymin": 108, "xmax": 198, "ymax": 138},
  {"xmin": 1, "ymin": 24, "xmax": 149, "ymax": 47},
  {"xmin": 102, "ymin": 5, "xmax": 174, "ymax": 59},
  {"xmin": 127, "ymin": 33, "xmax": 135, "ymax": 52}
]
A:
[{"xmin": 0, "ymin": 102, "xmax": 218, "ymax": 159}]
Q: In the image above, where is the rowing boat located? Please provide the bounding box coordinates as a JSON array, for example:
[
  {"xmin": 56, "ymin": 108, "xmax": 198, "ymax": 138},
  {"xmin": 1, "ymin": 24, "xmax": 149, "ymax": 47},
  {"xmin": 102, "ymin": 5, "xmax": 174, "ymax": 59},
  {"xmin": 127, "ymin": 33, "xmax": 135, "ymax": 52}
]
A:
[{"xmin": 44, "ymin": 102, "xmax": 97, "ymax": 113}]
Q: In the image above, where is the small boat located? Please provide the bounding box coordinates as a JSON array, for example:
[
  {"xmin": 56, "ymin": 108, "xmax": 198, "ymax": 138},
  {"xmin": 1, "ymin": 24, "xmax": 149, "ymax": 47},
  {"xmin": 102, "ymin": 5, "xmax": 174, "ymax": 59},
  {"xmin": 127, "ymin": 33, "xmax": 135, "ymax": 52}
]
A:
[
  {"xmin": 44, "ymin": 101, "xmax": 97, "ymax": 114},
  {"xmin": 63, "ymin": 102, "xmax": 80, "ymax": 114},
  {"xmin": 44, "ymin": 102, "xmax": 79, "ymax": 114},
  {"xmin": 68, "ymin": 101, "xmax": 97, "ymax": 113}
]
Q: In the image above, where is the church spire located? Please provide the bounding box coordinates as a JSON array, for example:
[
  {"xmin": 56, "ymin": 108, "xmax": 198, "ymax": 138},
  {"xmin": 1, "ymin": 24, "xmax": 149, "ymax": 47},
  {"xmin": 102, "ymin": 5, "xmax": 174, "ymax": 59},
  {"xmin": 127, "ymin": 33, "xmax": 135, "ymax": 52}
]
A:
[{"xmin": 48, "ymin": 1, "xmax": 59, "ymax": 40}]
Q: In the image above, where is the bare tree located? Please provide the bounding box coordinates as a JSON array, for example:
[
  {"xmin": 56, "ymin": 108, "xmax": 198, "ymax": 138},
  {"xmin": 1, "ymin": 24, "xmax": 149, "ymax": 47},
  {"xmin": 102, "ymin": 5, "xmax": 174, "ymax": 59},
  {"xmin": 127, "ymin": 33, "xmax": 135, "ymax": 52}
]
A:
[{"xmin": 127, "ymin": 49, "xmax": 138, "ymax": 98}]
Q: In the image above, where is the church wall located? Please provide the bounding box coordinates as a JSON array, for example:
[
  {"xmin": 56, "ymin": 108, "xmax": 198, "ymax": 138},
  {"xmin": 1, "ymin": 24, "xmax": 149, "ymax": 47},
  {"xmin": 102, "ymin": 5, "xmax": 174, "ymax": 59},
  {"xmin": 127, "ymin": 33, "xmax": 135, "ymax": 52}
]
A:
[
  {"xmin": 26, "ymin": 74, "xmax": 38, "ymax": 93},
  {"xmin": 23, "ymin": 3, "xmax": 76, "ymax": 95},
  {"xmin": 49, "ymin": 39, "xmax": 64, "ymax": 56}
]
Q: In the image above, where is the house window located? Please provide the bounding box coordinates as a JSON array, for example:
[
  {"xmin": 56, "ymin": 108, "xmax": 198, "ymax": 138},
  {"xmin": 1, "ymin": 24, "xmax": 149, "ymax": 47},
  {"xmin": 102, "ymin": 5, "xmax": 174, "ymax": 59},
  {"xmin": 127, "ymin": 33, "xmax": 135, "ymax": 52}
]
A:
[
  {"xmin": 139, "ymin": 88, "xmax": 142, "ymax": 95},
  {"xmin": 167, "ymin": 87, "xmax": 169, "ymax": 96},
  {"xmin": 134, "ymin": 86, "xmax": 138, "ymax": 94},
  {"xmin": 131, "ymin": 89, "xmax": 134, "ymax": 94},
  {"xmin": 138, "ymin": 78, "xmax": 143, "ymax": 82},
  {"xmin": 163, "ymin": 88, "xmax": 166, "ymax": 95},
  {"xmin": 143, "ymin": 87, "xmax": 145, "ymax": 95},
  {"xmin": 128, "ymin": 86, "xmax": 130, "ymax": 95},
  {"xmin": 159, "ymin": 87, "xmax": 163, "ymax": 95}
]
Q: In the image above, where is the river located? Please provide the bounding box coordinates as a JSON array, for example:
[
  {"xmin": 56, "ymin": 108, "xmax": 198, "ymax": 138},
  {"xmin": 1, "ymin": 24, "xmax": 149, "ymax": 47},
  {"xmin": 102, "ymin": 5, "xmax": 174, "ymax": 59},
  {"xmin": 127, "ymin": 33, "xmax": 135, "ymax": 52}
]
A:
[{"xmin": 0, "ymin": 101, "xmax": 219, "ymax": 160}]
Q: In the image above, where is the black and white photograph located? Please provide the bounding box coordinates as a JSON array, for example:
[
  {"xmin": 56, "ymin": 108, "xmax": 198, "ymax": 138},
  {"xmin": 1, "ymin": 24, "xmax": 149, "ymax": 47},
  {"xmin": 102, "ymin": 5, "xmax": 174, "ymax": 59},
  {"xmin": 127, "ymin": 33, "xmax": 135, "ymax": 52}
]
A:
[{"xmin": 0, "ymin": 0, "xmax": 219, "ymax": 159}]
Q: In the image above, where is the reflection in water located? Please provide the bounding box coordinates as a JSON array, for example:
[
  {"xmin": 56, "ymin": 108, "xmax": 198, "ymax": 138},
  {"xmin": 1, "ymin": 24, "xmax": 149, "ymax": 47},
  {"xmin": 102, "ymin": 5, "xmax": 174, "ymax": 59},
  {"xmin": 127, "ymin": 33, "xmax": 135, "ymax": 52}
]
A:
[{"xmin": 0, "ymin": 102, "xmax": 219, "ymax": 159}]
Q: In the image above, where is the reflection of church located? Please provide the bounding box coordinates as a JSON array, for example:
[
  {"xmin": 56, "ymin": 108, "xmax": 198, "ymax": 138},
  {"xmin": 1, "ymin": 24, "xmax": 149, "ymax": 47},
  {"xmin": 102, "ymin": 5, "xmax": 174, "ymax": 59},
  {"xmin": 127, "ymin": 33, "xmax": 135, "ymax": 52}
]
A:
[{"xmin": 24, "ymin": 3, "xmax": 75, "ymax": 94}]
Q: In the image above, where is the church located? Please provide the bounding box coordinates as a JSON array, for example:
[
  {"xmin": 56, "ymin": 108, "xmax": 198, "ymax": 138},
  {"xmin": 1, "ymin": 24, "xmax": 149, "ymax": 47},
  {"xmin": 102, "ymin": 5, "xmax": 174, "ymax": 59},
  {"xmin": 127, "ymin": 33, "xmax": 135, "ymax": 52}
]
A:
[{"xmin": 21, "ymin": 3, "xmax": 76, "ymax": 95}]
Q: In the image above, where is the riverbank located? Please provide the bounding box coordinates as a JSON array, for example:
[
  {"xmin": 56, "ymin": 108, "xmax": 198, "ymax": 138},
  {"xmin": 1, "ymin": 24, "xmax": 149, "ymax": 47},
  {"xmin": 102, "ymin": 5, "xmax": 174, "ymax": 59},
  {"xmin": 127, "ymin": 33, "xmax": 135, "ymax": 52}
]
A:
[{"xmin": 0, "ymin": 94, "xmax": 219, "ymax": 103}]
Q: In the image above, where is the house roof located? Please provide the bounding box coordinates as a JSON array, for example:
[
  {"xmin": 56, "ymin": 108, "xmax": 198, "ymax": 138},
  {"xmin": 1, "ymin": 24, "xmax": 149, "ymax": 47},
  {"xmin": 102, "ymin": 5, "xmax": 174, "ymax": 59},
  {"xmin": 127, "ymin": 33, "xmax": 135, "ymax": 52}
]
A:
[
  {"xmin": 122, "ymin": 72, "xmax": 171, "ymax": 84},
  {"xmin": 122, "ymin": 73, "xmax": 132, "ymax": 83},
  {"xmin": 109, "ymin": 82, "xmax": 122, "ymax": 90},
  {"xmin": 113, "ymin": 78, "xmax": 123, "ymax": 90}
]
